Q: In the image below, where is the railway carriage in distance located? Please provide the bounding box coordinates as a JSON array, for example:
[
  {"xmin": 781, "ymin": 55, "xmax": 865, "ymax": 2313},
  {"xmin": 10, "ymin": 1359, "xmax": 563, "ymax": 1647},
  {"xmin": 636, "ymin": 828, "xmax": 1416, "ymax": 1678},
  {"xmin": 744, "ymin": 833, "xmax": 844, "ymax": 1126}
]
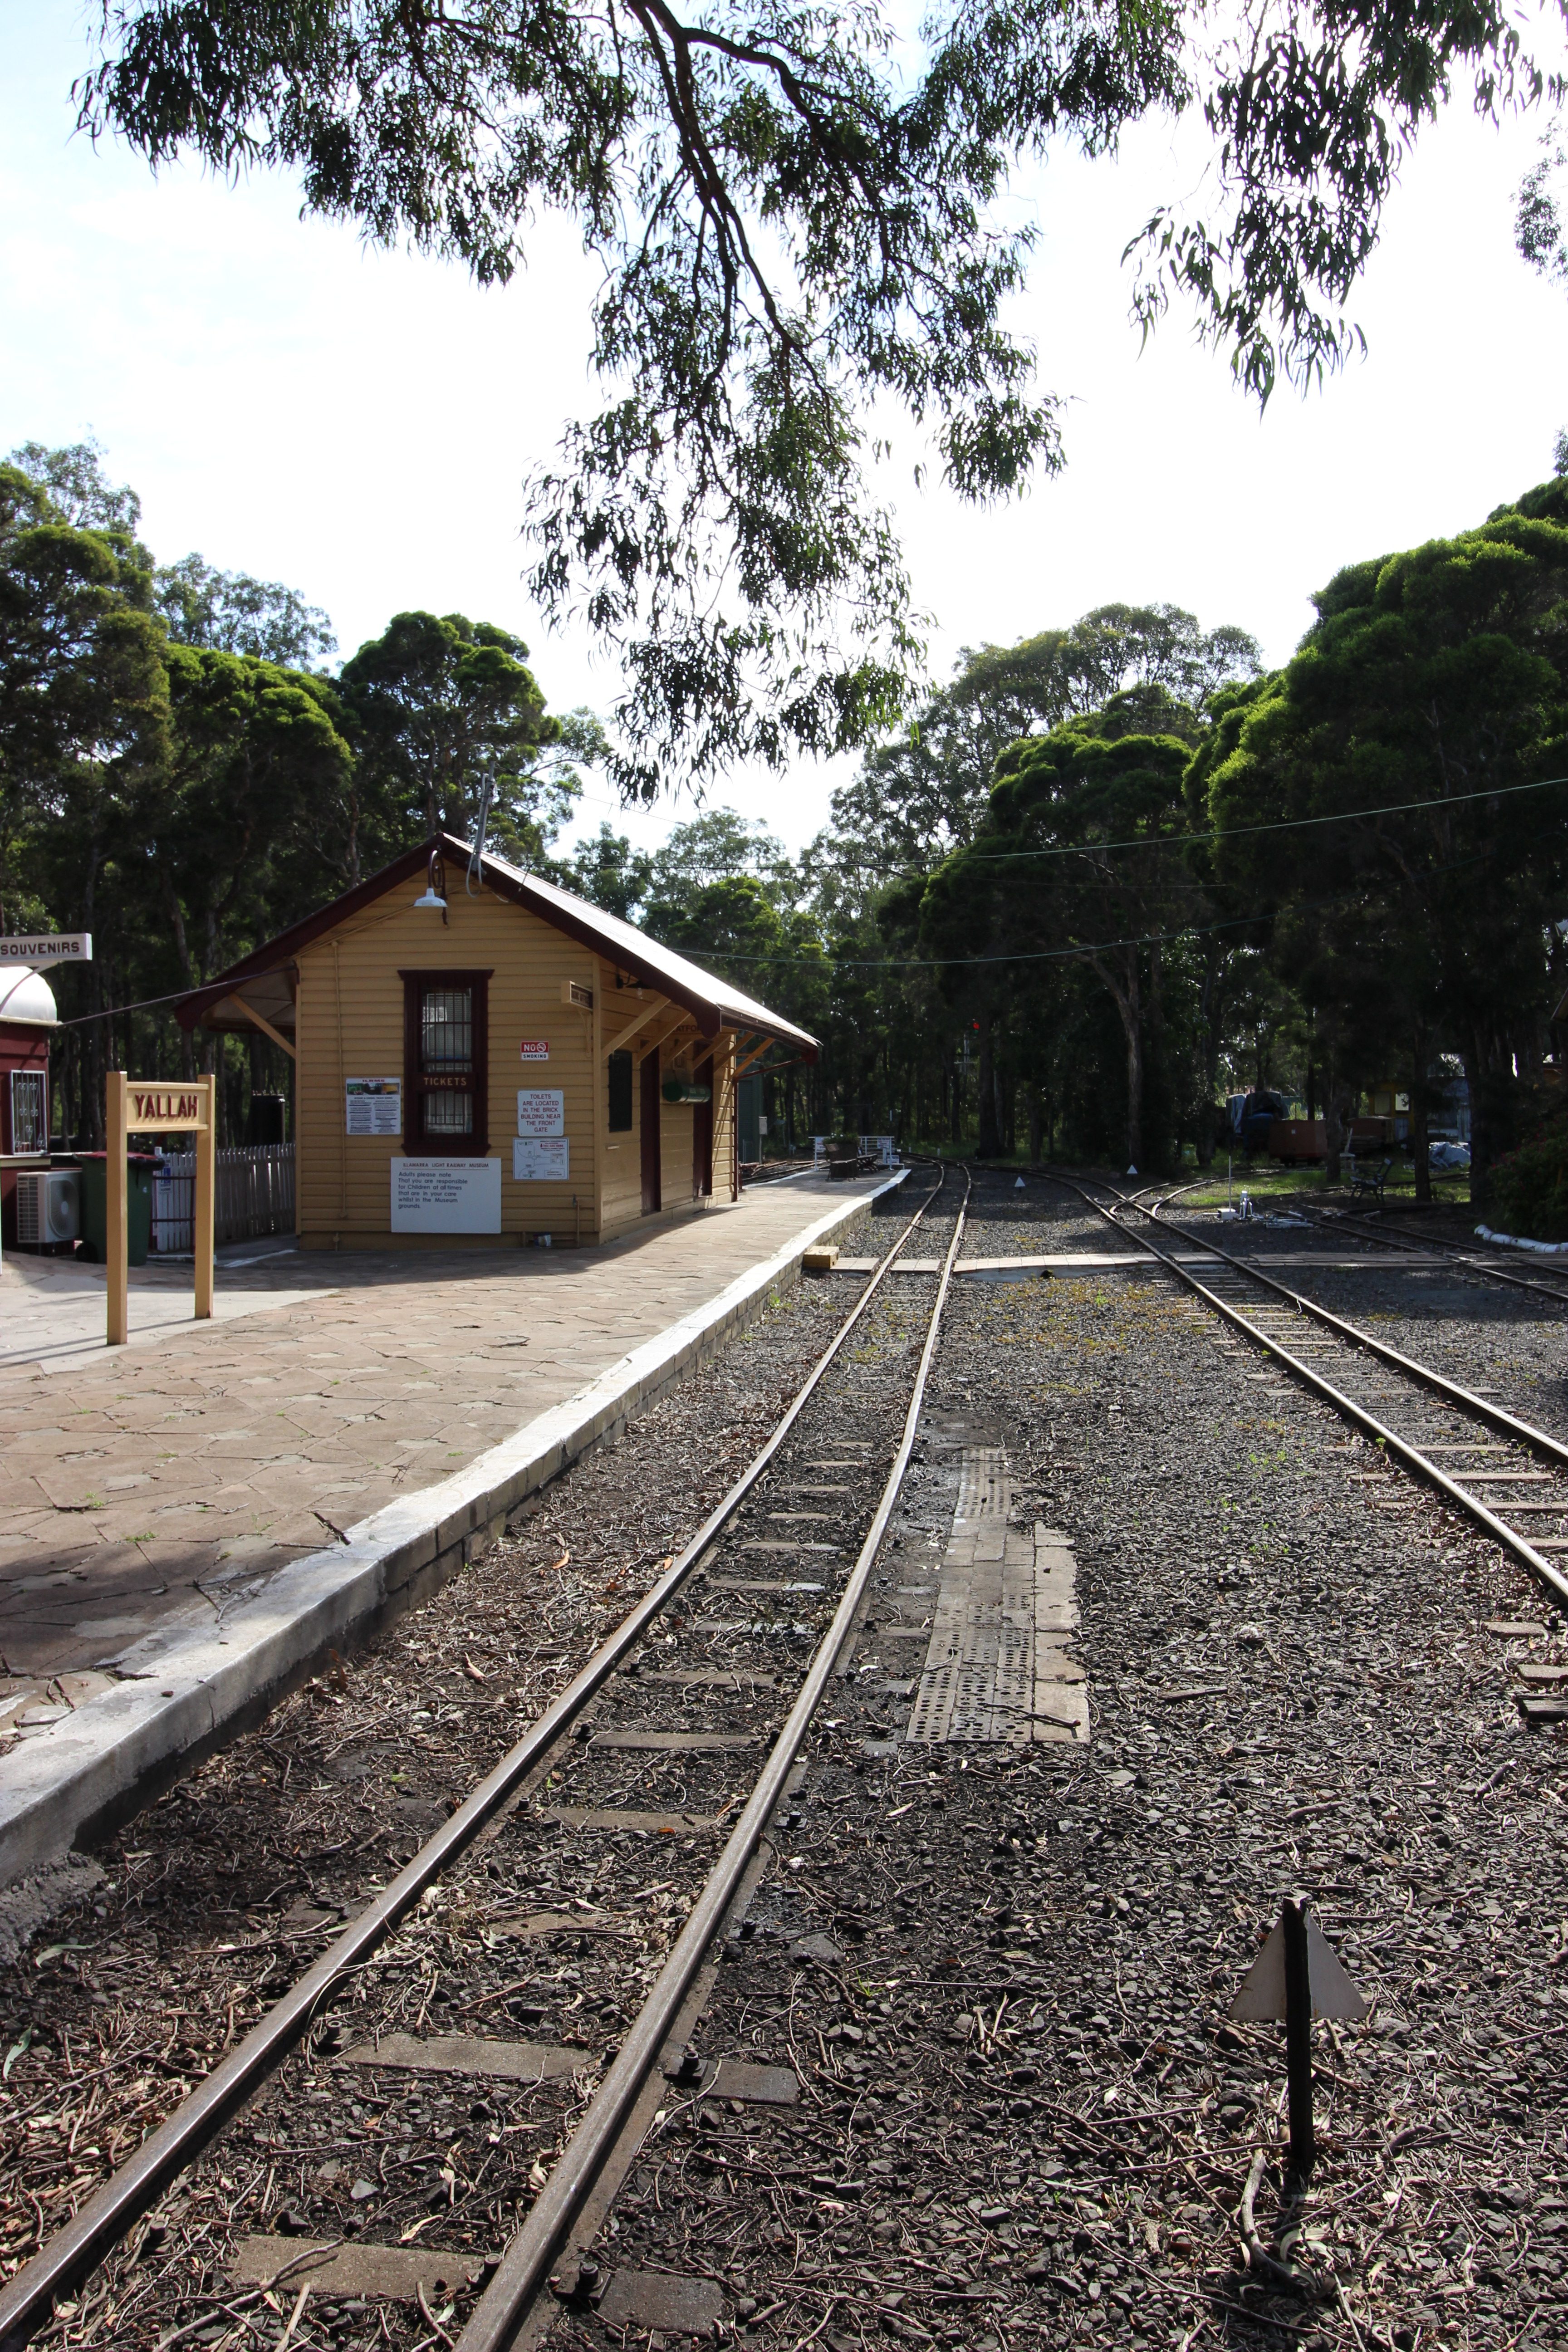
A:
[{"xmin": 173, "ymin": 833, "xmax": 818, "ymax": 1250}]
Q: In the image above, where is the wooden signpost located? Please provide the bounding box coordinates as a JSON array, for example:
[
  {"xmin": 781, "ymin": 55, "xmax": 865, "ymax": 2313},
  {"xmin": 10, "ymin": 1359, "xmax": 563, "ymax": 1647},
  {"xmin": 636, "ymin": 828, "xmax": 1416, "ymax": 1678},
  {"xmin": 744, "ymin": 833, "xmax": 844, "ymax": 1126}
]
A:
[{"xmin": 105, "ymin": 1073, "xmax": 216, "ymax": 1347}]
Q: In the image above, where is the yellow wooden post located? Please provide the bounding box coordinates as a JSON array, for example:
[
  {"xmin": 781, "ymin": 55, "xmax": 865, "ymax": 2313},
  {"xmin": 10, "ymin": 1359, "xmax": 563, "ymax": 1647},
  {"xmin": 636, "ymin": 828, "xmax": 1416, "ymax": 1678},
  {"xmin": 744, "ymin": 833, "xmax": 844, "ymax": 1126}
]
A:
[
  {"xmin": 194, "ymin": 1078, "xmax": 215, "ymax": 1318},
  {"xmin": 106, "ymin": 1070, "xmax": 128, "ymax": 1346}
]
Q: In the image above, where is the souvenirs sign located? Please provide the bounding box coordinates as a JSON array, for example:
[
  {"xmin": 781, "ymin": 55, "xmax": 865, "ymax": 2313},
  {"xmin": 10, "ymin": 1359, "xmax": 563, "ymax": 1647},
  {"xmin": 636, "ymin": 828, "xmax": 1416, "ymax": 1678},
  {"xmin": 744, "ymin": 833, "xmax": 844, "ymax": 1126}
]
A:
[{"xmin": 0, "ymin": 931, "xmax": 92, "ymax": 964}]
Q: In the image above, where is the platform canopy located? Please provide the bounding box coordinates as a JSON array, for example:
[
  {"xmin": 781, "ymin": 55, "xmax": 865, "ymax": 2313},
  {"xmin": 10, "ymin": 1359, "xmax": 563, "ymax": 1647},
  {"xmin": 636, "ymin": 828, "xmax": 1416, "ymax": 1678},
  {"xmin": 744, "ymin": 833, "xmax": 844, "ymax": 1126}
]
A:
[{"xmin": 173, "ymin": 833, "xmax": 819, "ymax": 1061}]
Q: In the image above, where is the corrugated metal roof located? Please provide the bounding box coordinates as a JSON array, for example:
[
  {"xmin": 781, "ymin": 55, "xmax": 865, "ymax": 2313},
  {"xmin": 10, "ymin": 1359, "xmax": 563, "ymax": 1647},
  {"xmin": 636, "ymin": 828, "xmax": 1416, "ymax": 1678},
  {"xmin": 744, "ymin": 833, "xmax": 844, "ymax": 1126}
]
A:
[
  {"xmin": 482, "ymin": 850, "xmax": 817, "ymax": 1051},
  {"xmin": 175, "ymin": 832, "xmax": 818, "ymax": 1057}
]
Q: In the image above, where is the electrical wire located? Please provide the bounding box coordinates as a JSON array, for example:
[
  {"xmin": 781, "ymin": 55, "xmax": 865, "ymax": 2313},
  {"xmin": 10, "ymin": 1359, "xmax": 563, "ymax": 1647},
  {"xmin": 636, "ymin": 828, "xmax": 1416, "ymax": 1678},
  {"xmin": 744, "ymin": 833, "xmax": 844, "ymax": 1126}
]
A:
[
  {"xmin": 901, "ymin": 768, "xmax": 1568, "ymax": 866},
  {"xmin": 43, "ymin": 793, "xmax": 1568, "ymax": 1023}
]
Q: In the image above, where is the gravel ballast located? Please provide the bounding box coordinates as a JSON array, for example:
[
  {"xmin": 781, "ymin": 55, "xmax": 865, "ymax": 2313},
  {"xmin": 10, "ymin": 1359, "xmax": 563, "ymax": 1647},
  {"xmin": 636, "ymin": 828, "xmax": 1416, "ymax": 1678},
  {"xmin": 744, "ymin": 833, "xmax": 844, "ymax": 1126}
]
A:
[{"xmin": 2, "ymin": 1169, "xmax": 1564, "ymax": 2352}]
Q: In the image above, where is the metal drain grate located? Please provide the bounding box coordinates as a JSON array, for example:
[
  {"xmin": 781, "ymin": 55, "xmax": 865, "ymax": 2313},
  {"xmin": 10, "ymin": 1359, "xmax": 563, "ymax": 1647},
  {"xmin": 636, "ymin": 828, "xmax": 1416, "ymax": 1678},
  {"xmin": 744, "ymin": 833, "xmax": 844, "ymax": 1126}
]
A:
[{"xmin": 906, "ymin": 1446, "xmax": 1087, "ymax": 1747}]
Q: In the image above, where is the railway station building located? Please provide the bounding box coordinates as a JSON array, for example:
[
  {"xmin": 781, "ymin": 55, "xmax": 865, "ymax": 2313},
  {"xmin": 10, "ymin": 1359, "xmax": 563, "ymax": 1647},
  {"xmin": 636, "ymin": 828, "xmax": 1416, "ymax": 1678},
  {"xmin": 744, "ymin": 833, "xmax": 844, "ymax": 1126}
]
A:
[{"xmin": 173, "ymin": 833, "xmax": 817, "ymax": 1251}]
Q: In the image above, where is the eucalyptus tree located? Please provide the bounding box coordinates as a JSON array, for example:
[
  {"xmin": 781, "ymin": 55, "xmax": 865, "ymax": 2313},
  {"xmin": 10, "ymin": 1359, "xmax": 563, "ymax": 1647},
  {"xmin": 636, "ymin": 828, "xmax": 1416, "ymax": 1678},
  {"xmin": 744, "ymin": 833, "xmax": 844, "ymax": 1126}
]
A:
[
  {"xmin": 929, "ymin": 724, "xmax": 1200, "ymax": 1168},
  {"xmin": 0, "ymin": 461, "xmax": 168, "ymax": 929},
  {"xmin": 78, "ymin": 1, "xmax": 1545, "ymax": 790},
  {"xmin": 154, "ymin": 554, "xmax": 337, "ymax": 668},
  {"xmin": 1197, "ymin": 477, "xmax": 1568, "ymax": 1200},
  {"xmin": 135, "ymin": 646, "xmax": 355, "ymax": 991},
  {"xmin": 339, "ymin": 610, "xmax": 564, "ymax": 863}
]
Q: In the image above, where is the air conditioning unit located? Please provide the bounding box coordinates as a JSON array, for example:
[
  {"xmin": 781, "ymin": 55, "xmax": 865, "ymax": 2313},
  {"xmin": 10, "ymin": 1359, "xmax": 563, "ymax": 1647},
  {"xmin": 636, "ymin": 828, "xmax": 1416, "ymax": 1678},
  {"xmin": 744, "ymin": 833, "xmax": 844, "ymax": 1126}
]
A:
[{"xmin": 15, "ymin": 1168, "xmax": 79, "ymax": 1249}]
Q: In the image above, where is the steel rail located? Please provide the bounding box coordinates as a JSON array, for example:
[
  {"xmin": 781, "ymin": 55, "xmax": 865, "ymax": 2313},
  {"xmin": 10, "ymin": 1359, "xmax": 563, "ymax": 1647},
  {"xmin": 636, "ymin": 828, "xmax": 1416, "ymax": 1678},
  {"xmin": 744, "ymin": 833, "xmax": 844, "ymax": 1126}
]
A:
[
  {"xmin": 454, "ymin": 1171, "xmax": 973, "ymax": 2352},
  {"xmin": 1048, "ymin": 1171, "xmax": 1568, "ymax": 1612},
  {"xmin": 1284, "ymin": 1196, "xmax": 1568, "ymax": 1310},
  {"xmin": 0, "ymin": 1167, "xmax": 951, "ymax": 2352},
  {"xmin": 1097, "ymin": 1180, "xmax": 1568, "ymax": 1473}
]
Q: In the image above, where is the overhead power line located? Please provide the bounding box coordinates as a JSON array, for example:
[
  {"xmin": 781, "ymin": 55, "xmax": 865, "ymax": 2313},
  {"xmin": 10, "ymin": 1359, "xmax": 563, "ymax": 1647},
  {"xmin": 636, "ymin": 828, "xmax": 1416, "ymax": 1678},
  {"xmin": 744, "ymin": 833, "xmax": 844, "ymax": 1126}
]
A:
[{"xmin": 952, "ymin": 770, "xmax": 1568, "ymax": 864}]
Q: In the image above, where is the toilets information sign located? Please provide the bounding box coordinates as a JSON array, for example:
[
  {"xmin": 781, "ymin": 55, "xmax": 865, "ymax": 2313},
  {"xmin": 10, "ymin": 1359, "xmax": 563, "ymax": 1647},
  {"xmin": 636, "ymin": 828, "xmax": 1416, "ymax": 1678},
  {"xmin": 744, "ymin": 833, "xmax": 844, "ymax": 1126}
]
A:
[{"xmin": 516, "ymin": 1089, "xmax": 564, "ymax": 1137}]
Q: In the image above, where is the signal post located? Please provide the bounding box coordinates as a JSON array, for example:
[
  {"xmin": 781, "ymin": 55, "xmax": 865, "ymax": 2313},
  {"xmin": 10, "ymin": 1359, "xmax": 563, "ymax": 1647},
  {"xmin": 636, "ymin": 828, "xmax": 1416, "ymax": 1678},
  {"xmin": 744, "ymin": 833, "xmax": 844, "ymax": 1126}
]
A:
[{"xmin": 105, "ymin": 1072, "xmax": 216, "ymax": 1346}]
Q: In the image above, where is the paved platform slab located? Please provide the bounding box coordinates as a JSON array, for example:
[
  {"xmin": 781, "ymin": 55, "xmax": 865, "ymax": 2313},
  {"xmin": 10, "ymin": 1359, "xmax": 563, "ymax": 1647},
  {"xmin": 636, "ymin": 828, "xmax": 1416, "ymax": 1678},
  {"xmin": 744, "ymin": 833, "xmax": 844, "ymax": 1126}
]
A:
[
  {"xmin": 0, "ymin": 1242, "xmax": 320, "ymax": 1375},
  {"xmin": 0, "ymin": 1170, "xmax": 901, "ymax": 1887}
]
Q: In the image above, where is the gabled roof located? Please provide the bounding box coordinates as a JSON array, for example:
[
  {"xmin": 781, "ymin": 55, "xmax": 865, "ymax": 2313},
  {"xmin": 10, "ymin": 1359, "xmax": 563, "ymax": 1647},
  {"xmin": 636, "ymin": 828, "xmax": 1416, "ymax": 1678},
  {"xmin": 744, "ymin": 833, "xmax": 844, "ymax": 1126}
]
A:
[{"xmin": 174, "ymin": 832, "xmax": 818, "ymax": 1057}]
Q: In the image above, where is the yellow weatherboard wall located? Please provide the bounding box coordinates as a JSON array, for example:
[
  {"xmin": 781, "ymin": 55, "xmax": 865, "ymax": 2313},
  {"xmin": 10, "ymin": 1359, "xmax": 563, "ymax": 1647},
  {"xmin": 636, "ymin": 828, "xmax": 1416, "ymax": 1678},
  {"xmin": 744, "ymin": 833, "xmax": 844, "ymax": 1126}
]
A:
[
  {"xmin": 289, "ymin": 871, "xmax": 742, "ymax": 1250},
  {"xmin": 295, "ymin": 880, "xmax": 599, "ymax": 1249}
]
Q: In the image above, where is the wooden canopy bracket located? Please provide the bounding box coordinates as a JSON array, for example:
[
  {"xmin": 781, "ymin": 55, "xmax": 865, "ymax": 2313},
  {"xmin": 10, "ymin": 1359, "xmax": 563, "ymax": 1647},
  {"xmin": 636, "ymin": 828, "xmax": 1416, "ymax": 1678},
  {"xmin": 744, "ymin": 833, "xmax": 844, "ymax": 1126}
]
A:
[
  {"xmin": 732, "ymin": 1036, "xmax": 774, "ymax": 1079},
  {"xmin": 601, "ymin": 993, "xmax": 671, "ymax": 1062},
  {"xmin": 231, "ymin": 994, "xmax": 298, "ymax": 1062},
  {"xmin": 634, "ymin": 1006, "xmax": 693, "ymax": 1065},
  {"xmin": 672, "ymin": 1026, "xmax": 722, "ymax": 1070}
]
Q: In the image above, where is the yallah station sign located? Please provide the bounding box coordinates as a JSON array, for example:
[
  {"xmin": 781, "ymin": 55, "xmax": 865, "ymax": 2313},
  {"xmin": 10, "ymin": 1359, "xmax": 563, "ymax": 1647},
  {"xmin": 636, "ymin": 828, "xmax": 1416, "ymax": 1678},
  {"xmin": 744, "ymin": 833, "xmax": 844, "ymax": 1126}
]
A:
[
  {"xmin": 127, "ymin": 1084, "xmax": 210, "ymax": 1128},
  {"xmin": 105, "ymin": 1070, "xmax": 216, "ymax": 1345}
]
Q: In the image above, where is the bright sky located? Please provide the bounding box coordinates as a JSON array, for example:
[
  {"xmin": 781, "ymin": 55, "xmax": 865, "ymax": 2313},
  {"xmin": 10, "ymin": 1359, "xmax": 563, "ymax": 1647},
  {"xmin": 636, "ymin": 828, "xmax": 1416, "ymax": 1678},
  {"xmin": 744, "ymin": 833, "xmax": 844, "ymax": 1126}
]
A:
[{"xmin": 4, "ymin": 6, "xmax": 1568, "ymax": 865}]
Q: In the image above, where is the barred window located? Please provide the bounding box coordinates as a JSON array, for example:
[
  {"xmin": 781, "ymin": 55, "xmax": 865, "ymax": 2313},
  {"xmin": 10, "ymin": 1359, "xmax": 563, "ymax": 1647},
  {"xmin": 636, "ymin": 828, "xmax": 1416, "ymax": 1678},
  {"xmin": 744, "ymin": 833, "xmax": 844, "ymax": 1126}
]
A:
[
  {"xmin": 9, "ymin": 1068, "xmax": 45, "ymax": 1156},
  {"xmin": 402, "ymin": 970, "xmax": 490, "ymax": 1152}
]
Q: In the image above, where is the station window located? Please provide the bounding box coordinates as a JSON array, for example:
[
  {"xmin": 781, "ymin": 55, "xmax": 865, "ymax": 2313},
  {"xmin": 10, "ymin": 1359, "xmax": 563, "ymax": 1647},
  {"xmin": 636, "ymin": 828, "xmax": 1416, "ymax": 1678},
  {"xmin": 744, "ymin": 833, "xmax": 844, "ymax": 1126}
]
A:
[
  {"xmin": 400, "ymin": 969, "xmax": 491, "ymax": 1152},
  {"xmin": 9, "ymin": 1069, "xmax": 45, "ymax": 1155},
  {"xmin": 607, "ymin": 1049, "xmax": 633, "ymax": 1132}
]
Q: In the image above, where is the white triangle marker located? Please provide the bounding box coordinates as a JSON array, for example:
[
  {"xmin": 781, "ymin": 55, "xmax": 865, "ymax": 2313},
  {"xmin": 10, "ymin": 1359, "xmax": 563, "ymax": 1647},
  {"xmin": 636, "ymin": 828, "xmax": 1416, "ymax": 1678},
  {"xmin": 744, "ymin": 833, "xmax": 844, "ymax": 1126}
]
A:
[{"xmin": 1231, "ymin": 1912, "xmax": 1367, "ymax": 2023}]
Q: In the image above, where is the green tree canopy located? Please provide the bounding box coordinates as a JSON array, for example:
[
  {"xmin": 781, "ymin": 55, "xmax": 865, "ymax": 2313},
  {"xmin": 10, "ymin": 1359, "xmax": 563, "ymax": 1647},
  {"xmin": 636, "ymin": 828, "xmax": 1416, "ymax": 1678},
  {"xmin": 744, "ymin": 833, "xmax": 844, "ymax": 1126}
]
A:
[
  {"xmin": 0, "ymin": 461, "xmax": 168, "ymax": 924},
  {"xmin": 1197, "ymin": 478, "xmax": 1568, "ymax": 1196},
  {"xmin": 338, "ymin": 609, "xmax": 564, "ymax": 853},
  {"xmin": 133, "ymin": 645, "xmax": 356, "ymax": 986},
  {"xmin": 922, "ymin": 721, "xmax": 1198, "ymax": 1163},
  {"xmin": 154, "ymin": 552, "xmax": 336, "ymax": 667},
  {"xmin": 821, "ymin": 603, "xmax": 1259, "ymax": 902},
  {"xmin": 76, "ymin": 2, "xmax": 1545, "ymax": 790},
  {"xmin": 6, "ymin": 437, "xmax": 145, "ymax": 538}
]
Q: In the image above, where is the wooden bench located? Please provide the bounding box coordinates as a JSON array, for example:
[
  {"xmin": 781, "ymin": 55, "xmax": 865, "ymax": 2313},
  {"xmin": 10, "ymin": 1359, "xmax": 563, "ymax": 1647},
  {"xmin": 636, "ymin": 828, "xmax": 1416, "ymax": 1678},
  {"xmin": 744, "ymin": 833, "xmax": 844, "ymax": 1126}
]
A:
[{"xmin": 1348, "ymin": 1156, "xmax": 1392, "ymax": 1201}]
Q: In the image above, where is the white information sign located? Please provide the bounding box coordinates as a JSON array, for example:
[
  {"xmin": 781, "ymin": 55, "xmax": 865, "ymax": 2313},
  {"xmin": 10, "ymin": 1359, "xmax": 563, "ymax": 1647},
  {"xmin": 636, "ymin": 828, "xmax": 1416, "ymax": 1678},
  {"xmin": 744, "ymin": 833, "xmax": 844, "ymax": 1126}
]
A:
[
  {"xmin": 346, "ymin": 1077, "xmax": 402, "ymax": 1135},
  {"xmin": 0, "ymin": 931, "xmax": 92, "ymax": 964},
  {"xmin": 514, "ymin": 1137, "xmax": 569, "ymax": 1182},
  {"xmin": 516, "ymin": 1088, "xmax": 565, "ymax": 1137},
  {"xmin": 391, "ymin": 1156, "xmax": 502, "ymax": 1233}
]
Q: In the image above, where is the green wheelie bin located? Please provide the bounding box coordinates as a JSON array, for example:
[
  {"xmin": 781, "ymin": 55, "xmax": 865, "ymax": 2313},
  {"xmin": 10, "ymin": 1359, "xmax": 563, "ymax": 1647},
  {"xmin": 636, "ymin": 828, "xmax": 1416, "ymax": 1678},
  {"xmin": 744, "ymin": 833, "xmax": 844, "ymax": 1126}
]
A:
[{"xmin": 72, "ymin": 1152, "xmax": 156, "ymax": 1266}]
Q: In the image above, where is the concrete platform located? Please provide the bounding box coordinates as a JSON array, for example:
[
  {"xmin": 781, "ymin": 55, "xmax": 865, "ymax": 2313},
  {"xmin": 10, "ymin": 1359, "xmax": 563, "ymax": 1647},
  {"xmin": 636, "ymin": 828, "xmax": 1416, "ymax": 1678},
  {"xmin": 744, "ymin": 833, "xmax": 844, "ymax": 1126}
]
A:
[{"xmin": 0, "ymin": 1168, "xmax": 903, "ymax": 1888}]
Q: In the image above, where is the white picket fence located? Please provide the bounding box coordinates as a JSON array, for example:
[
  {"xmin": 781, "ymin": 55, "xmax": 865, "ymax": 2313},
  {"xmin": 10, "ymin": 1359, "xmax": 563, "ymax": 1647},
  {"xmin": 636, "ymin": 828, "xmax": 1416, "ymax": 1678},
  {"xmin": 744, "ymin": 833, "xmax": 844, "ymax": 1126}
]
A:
[{"xmin": 151, "ymin": 1144, "xmax": 295, "ymax": 1253}]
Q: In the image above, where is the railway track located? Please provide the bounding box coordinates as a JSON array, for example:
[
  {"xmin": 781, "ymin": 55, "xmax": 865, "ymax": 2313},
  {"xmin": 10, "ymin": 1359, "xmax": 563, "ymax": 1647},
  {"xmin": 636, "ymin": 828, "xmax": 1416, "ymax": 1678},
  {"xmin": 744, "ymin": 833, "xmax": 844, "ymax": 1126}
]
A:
[
  {"xmin": 1278, "ymin": 1195, "xmax": 1568, "ymax": 1310},
  {"xmin": 1129, "ymin": 1157, "xmax": 1568, "ymax": 1310},
  {"xmin": 0, "ymin": 1167, "xmax": 971, "ymax": 2352},
  {"xmin": 1050, "ymin": 1171, "xmax": 1568, "ymax": 1636}
]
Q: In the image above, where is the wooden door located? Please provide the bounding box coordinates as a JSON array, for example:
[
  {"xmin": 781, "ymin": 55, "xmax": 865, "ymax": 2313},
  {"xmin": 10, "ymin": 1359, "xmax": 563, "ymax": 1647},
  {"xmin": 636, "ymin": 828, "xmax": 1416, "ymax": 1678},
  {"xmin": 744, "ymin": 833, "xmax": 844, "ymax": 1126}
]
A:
[
  {"xmin": 692, "ymin": 1055, "xmax": 713, "ymax": 1199},
  {"xmin": 640, "ymin": 1048, "xmax": 662, "ymax": 1214}
]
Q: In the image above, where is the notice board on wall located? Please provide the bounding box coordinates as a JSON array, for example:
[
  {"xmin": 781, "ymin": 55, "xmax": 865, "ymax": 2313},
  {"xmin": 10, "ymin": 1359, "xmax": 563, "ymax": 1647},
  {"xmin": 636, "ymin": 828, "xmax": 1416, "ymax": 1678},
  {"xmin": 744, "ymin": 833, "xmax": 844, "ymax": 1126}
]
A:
[
  {"xmin": 390, "ymin": 1157, "xmax": 502, "ymax": 1233},
  {"xmin": 514, "ymin": 1137, "xmax": 569, "ymax": 1182},
  {"xmin": 516, "ymin": 1089, "xmax": 565, "ymax": 1137},
  {"xmin": 346, "ymin": 1077, "xmax": 402, "ymax": 1135}
]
